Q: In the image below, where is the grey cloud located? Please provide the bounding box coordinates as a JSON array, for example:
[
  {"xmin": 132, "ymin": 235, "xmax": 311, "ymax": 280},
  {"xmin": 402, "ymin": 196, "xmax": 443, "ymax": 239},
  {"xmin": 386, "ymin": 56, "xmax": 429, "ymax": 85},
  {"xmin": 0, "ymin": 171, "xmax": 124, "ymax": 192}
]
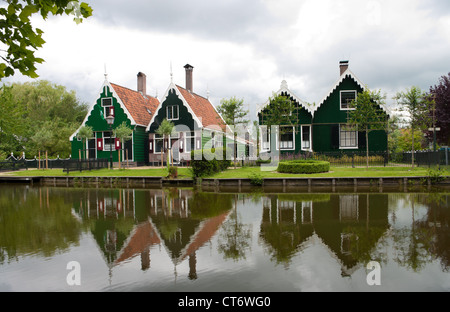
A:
[{"xmin": 90, "ymin": 0, "xmax": 280, "ymax": 42}]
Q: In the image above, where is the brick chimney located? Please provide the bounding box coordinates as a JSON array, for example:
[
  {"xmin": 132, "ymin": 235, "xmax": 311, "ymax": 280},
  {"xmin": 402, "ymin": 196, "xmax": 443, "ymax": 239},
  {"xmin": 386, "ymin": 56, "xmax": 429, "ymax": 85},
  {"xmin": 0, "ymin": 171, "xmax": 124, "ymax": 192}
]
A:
[
  {"xmin": 184, "ymin": 64, "xmax": 194, "ymax": 92},
  {"xmin": 339, "ymin": 60, "xmax": 349, "ymax": 76},
  {"xmin": 137, "ymin": 72, "xmax": 146, "ymax": 95}
]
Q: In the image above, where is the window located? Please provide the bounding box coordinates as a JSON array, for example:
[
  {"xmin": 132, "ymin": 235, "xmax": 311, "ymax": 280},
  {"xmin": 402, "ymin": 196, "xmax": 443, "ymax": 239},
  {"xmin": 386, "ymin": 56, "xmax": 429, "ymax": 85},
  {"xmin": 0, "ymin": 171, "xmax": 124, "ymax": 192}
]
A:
[
  {"xmin": 339, "ymin": 124, "xmax": 358, "ymax": 149},
  {"xmin": 103, "ymin": 131, "xmax": 115, "ymax": 152},
  {"xmin": 154, "ymin": 133, "xmax": 180, "ymax": 153},
  {"xmin": 261, "ymin": 126, "xmax": 270, "ymax": 151},
  {"xmin": 279, "ymin": 126, "xmax": 294, "ymax": 150},
  {"xmin": 340, "ymin": 91, "xmax": 356, "ymax": 110},
  {"xmin": 154, "ymin": 134, "xmax": 163, "ymax": 153},
  {"xmin": 185, "ymin": 131, "xmax": 195, "ymax": 152},
  {"xmin": 102, "ymin": 98, "xmax": 114, "ymax": 117},
  {"xmin": 301, "ymin": 125, "xmax": 311, "ymax": 150},
  {"xmin": 166, "ymin": 105, "xmax": 179, "ymax": 120}
]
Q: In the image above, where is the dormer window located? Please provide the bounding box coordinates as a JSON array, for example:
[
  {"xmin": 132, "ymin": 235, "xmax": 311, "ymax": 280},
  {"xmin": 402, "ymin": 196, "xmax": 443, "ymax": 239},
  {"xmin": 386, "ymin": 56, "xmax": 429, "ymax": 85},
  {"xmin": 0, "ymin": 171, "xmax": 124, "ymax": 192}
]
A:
[
  {"xmin": 340, "ymin": 91, "xmax": 356, "ymax": 110},
  {"xmin": 167, "ymin": 105, "xmax": 179, "ymax": 120}
]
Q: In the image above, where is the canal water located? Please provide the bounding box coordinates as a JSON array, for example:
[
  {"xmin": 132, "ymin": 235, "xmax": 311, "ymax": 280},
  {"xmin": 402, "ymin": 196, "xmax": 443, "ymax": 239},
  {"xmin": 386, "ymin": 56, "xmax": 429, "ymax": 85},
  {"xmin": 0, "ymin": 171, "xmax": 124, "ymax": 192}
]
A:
[{"xmin": 0, "ymin": 184, "xmax": 449, "ymax": 292}]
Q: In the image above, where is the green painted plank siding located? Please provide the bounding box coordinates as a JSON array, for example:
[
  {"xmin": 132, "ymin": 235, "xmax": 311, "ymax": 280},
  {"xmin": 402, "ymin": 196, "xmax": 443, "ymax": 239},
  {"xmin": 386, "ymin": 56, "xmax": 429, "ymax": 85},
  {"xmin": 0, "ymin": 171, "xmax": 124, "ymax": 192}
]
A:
[
  {"xmin": 313, "ymin": 77, "xmax": 364, "ymax": 125},
  {"xmin": 148, "ymin": 88, "xmax": 198, "ymax": 133},
  {"xmin": 133, "ymin": 126, "xmax": 147, "ymax": 163},
  {"xmin": 71, "ymin": 85, "xmax": 137, "ymax": 161}
]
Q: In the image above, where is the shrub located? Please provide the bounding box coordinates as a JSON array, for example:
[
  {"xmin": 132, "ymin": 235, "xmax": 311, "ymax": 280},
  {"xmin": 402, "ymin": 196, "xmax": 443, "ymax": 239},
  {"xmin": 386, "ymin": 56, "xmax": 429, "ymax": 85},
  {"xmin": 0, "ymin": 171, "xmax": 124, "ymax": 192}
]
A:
[
  {"xmin": 277, "ymin": 159, "xmax": 330, "ymax": 174},
  {"xmin": 190, "ymin": 147, "xmax": 232, "ymax": 177},
  {"xmin": 168, "ymin": 166, "xmax": 178, "ymax": 179}
]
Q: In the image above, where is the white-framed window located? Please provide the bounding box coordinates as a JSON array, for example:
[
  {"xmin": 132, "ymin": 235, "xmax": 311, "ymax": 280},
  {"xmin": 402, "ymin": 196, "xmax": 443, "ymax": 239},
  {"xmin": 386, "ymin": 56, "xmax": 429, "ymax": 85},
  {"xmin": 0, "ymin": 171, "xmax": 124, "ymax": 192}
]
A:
[
  {"xmin": 102, "ymin": 98, "xmax": 114, "ymax": 117},
  {"xmin": 153, "ymin": 132, "xmax": 180, "ymax": 153},
  {"xmin": 185, "ymin": 131, "xmax": 195, "ymax": 152},
  {"xmin": 339, "ymin": 124, "xmax": 358, "ymax": 149},
  {"xmin": 166, "ymin": 105, "xmax": 179, "ymax": 120},
  {"xmin": 278, "ymin": 126, "xmax": 294, "ymax": 150},
  {"xmin": 260, "ymin": 126, "xmax": 270, "ymax": 151},
  {"xmin": 301, "ymin": 125, "xmax": 311, "ymax": 151},
  {"xmin": 103, "ymin": 131, "xmax": 115, "ymax": 152},
  {"xmin": 340, "ymin": 90, "xmax": 356, "ymax": 110}
]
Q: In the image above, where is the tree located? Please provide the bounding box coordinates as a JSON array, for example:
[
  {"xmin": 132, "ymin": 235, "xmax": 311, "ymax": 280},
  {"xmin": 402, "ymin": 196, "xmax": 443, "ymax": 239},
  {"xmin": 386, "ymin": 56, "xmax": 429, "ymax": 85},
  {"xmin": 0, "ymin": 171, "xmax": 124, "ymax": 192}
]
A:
[
  {"xmin": 0, "ymin": 80, "xmax": 87, "ymax": 158},
  {"xmin": 217, "ymin": 97, "xmax": 249, "ymax": 168},
  {"xmin": 394, "ymin": 86, "xmax": 433, "ymax": 167},
  {"xmin": 429, "ymin": 73, "xmax": 450, "ymax": 146},
  {"xmin": 0, "ymin": 85, "xmax": 24, "ymax": 157},
  {"xmin": 0, "ymin": 0, "xmax": 93, "ymax": 79},
  {"xmin": 347, "ymin": 89, "xmax": 388, "ymax": 169},
  {"xmin": 114, "ymin": 122, "xmax": 132, "ymax": 169},
  {"xmin": 155, "ymin": 119, "xmax": 174, "ymax": 169},
  {"xmin": 76, "ymin": 125, "xmax": 93, "ymax": 160},
  {"xmin": 258, "ymin": 94, "xmax": 298, "ymax": 158}
]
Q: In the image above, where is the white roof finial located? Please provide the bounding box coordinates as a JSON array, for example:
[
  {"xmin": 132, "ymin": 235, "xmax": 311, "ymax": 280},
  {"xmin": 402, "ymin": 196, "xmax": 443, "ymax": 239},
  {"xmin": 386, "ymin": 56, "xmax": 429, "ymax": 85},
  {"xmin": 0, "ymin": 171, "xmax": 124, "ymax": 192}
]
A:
[
  {"xmin": 170, "ymin": 61, "xmax": 173, "ymax": 83},
  {"xmin": 281, "ymin": 79, "xmax": 288, "ymax": 90},
  {"xmin": 104, "ymin": 63, "xmax": 108, "ymax": 81}
]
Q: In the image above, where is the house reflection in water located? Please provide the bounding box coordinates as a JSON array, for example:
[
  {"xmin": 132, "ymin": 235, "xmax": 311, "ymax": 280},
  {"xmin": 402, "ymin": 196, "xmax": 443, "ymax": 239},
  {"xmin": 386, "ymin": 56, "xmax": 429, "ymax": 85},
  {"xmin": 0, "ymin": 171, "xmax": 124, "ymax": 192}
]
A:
[
  {"xmin": 71, "ymin": 188, "xmax": 233, "ymax": 279},
  {"xmin": 259, "ymin": 193, "xmax": 389, "ymax": 275}
]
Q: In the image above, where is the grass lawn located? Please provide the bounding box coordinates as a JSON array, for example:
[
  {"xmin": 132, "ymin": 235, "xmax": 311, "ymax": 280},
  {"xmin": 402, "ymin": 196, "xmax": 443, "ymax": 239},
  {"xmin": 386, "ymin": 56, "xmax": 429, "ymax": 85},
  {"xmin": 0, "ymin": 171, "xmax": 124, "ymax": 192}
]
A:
[
  {"xmin": 4, "ymin": 165, "xmax": 448, "ymax": 179},
  {"xmin": 209, "ymin": 166, "xmax": 450, "ymax": 179},
  {"xmin": 5, "ymin": 167, "xmax": 194, "ymax": 178}
]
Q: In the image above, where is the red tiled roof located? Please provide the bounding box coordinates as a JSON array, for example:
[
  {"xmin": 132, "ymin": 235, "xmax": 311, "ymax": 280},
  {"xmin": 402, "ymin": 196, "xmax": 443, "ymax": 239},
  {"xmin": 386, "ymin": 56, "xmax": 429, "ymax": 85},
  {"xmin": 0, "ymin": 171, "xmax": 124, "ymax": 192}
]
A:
[
  {"xmin": 175, "ymin": 85, "xmax": 227, "ymax": 132},
  {"xmin": 110, "ymin": 83, "xmax": 160, "ymax": 126}
]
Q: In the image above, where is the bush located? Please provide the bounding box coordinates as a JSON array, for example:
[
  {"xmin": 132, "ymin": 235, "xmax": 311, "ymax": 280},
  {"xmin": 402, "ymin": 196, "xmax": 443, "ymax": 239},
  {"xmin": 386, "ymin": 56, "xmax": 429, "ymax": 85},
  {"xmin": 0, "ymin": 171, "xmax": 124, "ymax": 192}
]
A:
[
  {"xmin": 190, "ymin": 147, "xmax": 232, "ymax": 177},
  {"xmin": 277, "ymin": 159, "xmax": 330, "ymax": 174},
  {"xmin": 168, "ymin": 166, "xmax": 178, "ymax": 179}
]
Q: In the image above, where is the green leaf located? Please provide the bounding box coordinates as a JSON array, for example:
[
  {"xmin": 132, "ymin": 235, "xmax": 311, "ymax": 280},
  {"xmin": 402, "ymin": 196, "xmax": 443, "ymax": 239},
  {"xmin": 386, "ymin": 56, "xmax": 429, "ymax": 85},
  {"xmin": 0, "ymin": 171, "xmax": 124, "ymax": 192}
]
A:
[{"xmin": 19, "ymin": 5, "xmax": 39, "ymax": 22}]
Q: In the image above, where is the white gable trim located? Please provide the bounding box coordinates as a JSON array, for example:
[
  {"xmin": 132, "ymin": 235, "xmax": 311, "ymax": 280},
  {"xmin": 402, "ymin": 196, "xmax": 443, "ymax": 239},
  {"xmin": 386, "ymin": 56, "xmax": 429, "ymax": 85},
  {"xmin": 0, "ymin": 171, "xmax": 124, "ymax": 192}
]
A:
[
  {"xmin": 256, "ymin": 80, "xmax": 313, "ymax": 115},
  {"xmin": 312, "ymin": 69, "xmax": 366, "ymax": 114},
  {"xmin": 146, "ymin": 82, "xmax": 203, "ymax": 132},
  {"xmin": 69, "ymin": 79, "xmax": 137, "ymax": 141}
]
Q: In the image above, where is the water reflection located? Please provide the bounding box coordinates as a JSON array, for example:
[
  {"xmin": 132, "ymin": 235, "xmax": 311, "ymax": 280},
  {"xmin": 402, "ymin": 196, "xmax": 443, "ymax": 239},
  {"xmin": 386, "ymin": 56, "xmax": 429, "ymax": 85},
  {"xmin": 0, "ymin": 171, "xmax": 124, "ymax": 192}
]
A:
[{"xmin": 0, "ymin": 185, "xmax": 449, "ymax": 291}]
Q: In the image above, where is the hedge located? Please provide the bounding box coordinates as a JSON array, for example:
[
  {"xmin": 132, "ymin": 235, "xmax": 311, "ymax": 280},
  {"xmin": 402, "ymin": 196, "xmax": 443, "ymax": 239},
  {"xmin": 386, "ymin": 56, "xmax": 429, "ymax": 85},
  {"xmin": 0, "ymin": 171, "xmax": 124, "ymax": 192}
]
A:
[
  {"xmin": 277, "ymin": 159, "xmax": 330, "ymax": 174},
  {"xmin": 190, "ymin": 147, "xmax": 232, "ymax": 178}
]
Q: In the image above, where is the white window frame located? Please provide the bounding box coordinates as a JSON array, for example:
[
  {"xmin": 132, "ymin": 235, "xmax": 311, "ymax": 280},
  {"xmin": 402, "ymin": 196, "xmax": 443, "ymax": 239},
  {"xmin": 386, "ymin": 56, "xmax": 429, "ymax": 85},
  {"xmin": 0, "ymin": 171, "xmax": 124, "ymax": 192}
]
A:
[
  {"xmin": 340, "ymin": 90, "xmax": 357, "ymax": 110},
  {"xmin": 260, "ymin": 126, "xmax": 270, "ymax": 152},
  {"xmin": 102, "ymin": 97, "xmax": 114, "ymax": 117},
  {"xmin": 103, "ymin": 131, "xmax": 116, "ymax": 152},
  {"xmin": 339, "ymin": 124, "xmax": 358, "ymax": 149},
  {"xmin": 153, "ymin": 132, "xmax": 180, "ymax": 153},
  {"xmin": 166, "ymin": 105, "xmax": 179, "ymax": 121},
  {"xmin": 277, "ymin": 126, "xmax": 295, "ymax": 151},
  {"xmin": 184, "ymin": 131, "xmax": 196, "ymax": 153},
  {"xmin": 301, "ymin": 125, "xmax": 312, "ymax": 151}
]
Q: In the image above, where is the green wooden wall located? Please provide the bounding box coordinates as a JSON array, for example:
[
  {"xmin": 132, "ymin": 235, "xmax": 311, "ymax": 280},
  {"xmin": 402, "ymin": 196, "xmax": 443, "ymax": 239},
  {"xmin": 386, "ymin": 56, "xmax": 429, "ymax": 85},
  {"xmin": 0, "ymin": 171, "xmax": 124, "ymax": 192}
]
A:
[{"xmin": 71, "ymin": 85, "xmax": 136, "ymax": 161}]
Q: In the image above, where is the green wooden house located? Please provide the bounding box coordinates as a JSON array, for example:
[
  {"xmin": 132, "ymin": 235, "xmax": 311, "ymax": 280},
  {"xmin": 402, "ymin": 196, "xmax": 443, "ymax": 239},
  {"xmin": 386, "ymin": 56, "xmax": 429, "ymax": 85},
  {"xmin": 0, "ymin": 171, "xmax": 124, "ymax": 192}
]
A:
[
  {"xmin": 258, "ymin": 61, "xmax": 388, "ymax": 156},
  {"xmin": 70, "ymin": 72, "xmax": 160, "ymax": 164},
  {"xmin": 146, "ymin": 64, "xmax": 249, "ymax": 165}
]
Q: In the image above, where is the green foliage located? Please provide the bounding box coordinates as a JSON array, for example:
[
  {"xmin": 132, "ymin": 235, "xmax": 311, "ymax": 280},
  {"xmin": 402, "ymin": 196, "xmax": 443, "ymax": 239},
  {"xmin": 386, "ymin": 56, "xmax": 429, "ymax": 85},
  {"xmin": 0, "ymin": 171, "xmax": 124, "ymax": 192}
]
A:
[
  {"xmin": 167, "ymin": 166, "xmax": 178, "ymax": 179},
  {"xmin": 277, "ymin": 160, "xmax": 330, "ymax": 174},
  {"xmin": 114, "ymin": 122, "xmax": 132, "ymax": 141},
  {"xmin": 248, "ymin": 172, "xmax": 263, "ymax": 186},
  {"xmin": 348, "ymin": 89, "xmax": 387, "ymax": 131},
  {"xmin": 0, "ymin": 81, "xmax": 87, "ymax": 158},
  {"xmin": 426, "ymin": 167, "xmax": 445, "ymax": 184},
  {"xmin": 190, "ymin": 147, "xmax": 231, "ymax": 177},
  {"xmin": 260, "ymin": 93, "xmax": 298, "ymax": 128},
  {"xmin": 395, "ymin": 86, "xmax": 433, "ymax": 167},
  {"xmin": 0, "ymin": 0, "xmax": 93, "ymax": 79}
]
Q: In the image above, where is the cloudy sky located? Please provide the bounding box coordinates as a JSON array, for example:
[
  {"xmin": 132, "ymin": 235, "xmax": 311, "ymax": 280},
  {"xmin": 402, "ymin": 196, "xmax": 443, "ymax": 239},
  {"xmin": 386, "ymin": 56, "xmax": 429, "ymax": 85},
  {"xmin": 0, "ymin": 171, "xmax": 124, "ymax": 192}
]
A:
[{"xmin": 5, "ymin": 0, "xmax": 450, "ymax": 120}]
